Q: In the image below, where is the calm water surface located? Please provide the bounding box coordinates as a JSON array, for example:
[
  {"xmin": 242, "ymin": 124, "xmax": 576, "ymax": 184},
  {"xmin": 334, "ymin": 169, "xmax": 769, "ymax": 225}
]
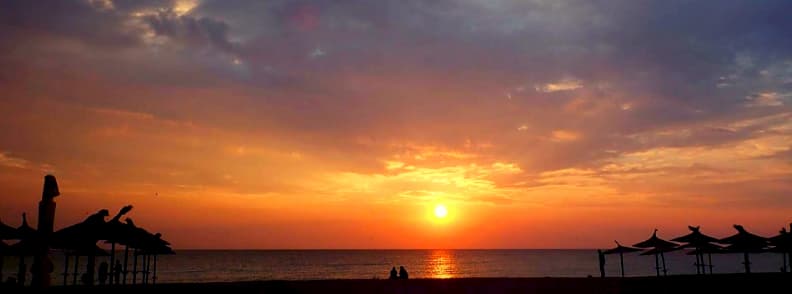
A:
[{"xmin": 3, "ymin": 249, "xmax": 788, "ymax": 284}]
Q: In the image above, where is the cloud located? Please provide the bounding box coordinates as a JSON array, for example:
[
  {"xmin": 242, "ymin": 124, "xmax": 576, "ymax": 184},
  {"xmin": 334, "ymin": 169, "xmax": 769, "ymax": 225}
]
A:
[
  {"xmin": 744, "ymin": 92, "xmax": 789, "ymax": 107},
  {"xmin": 0, "ymin": 152, "xmax": 31, "ymax": 169},
  {"xmin": 535, "ymin": 78, "xmax": 583, "ymax": 93}
]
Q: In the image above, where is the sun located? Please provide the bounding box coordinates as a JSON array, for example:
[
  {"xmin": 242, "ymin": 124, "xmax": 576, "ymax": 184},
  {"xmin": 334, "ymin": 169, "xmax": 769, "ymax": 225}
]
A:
[{"xmin": 434, "ymin": 204, "xmax": 448, "ymax": 218}]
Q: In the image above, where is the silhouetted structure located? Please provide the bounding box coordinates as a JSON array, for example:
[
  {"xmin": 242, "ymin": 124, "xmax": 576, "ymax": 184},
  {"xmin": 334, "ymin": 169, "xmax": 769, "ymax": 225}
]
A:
[
  {"xmin": 399, "ymin": 266, "xmax": 409, "ymax": 279},
  {"xmin": 32, "ymin": 174, "xmax": 59, "ymax": 287},
  {"xmin": 719, "ymin": 225, "xmax": 768, "ymax": 274},
  {"xmin": 683, "ymin": 242, "xmax": 722, "ymax": 274},
  {"xmin": 768, "ymin": 224, "xmax": 792, "ymax": 273},
  {"xmin": 633, "ymin": 229, "xmax": 677, "ymax": 276},
  {"xmin": 3, "ymin": 175, "xmax": 173, "ymax": 288},
  {"xmin": 603, "ymin": 241, "xmax": 641, "ymax": 277},
  {"xmin": 672, "ymin": 226, "xmax": 720, "ymax": 274},
  {"xmin": 597, "ymin": 249, "xmax": 605, "ymax": 278}
]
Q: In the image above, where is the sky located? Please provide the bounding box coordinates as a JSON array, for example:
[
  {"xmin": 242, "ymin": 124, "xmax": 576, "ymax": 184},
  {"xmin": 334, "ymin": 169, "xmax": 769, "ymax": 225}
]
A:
[{"xmin": 0, "ymin": 0, "xmax": 791, "ymax": 249}]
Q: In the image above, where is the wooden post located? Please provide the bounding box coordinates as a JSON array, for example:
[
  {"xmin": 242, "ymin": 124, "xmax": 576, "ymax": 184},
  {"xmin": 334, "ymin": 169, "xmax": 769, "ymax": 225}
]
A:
[
  {"xmin": 32, "ymin": 175, "xmax": 60, "ymax": 288},
  {"xmin": 619, "ymin": 252, "xmax": 625, "ymax": 277}
]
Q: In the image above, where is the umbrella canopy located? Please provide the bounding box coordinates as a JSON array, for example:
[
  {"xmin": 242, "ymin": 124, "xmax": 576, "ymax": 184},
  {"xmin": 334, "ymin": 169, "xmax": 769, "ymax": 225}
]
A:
[
  {"xmin": 0, "ymin": 219, "xmax": 17, "ymax": 240},
  {"xmin": 118, "ymin": 218, "xmax": 159, "ymax": 249},
  {"xmin": 640, "ymin": 246, "xmax": 680, "ymax": 256},
  {"xmin": 672, "ymin": 226, "xmax": 719, "ymax": 245},
  {"xmin": 52, "ymin": 209, "xmax": 109, "ymax": 250},
  {"xmin": 719, "ymin": 225, "xmax": 767, "ymax": 248},
  {"xmin": 768, "ymin": 227, "xmax": 792, "ymax": 250},
  {"xmin": 138, "ymin": 233, "xmax": 175, "ymax": 255},
  {"xmin": 603, "ymin": 241, "xmax": 642, "ymax": 254},
  {"xmin": 683, "ymin": 242, "xmax": 724, "ymax": 254},
  {"xmin": 633, "ymin": 229, "xmax": 678, "ymax": 248}
]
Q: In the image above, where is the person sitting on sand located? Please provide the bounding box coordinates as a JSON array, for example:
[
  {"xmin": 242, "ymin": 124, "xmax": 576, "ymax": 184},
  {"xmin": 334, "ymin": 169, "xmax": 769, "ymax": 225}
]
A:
[
  {"xmin": 389, "ymin": 267, "xmax": 398, "ymax": 279},
  {"xmin": 398, "ymin": 266, "xmax": 409, "ymax": 279},
  {"xmin": 98, "ymin": 261, "xmax": 109, "ymax": 285}
]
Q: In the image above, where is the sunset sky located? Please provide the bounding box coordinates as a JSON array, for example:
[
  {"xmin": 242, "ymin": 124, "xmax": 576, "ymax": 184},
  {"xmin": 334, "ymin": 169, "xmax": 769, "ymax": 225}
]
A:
[{"xmin": 1, "ymin": 0, "xmax": 791, "ymax": 249}]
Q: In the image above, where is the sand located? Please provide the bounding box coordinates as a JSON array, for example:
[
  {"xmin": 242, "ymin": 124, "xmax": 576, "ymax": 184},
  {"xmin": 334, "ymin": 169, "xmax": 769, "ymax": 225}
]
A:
[{"xmin": 2, "ymin": 273, "xmax": 789, "ymax": 293}]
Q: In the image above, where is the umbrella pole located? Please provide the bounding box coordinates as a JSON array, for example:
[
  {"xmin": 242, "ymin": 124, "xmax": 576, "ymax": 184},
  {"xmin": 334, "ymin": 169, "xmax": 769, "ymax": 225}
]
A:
[
  {"xmin": 123, "ymin": 245, "xmax": 129, "ymax": 284},
  {"xmin": 62, "ymin": 254, "xmax": 69, "ymax": 286},
  {"xmin": 708, "ymin": 253, "xmax": 713, "ymax": 274},
  {"xmin": 109, "ymin": 242, "xmax": 115, "ymax": 286},
  {"xmin": 695, "ymin": 252, "xmax": 701, "ymax": 275},
  {"xmin": 132, "ymin": 249, "xmax": 138, "ymax": 285},
  {"xmin": 0, "ymin": 254, "xmax": 3, "ymax": 283},
  {"xmin": 654, "ymin": 253, "xmax": 660, "ymax": 277},
  {"xmin": 743, "ymin": 252, "xmax": 751, "ymax": 274},
  {"xmin": 141, "ymin": 254, "xmax": 147, "ymax": 285},
  {"xmin": 782, "ymin": 252, "xmax": 787, "ymax": 273},
  {"xmin": 619, "ymin": 252, "xmax": 625, "ymax": 277},
  {"xmin": 147, "ymin": 254, "xmax": 152, "ymax": 284},
  {"xmin": 146, "ymin": 254, "xmax": 151, "ymax": 284},
  {"xmin": 18, "ymin": 255, "xmax": 25, "ymax": 286},
  {"xmin": 787, "ymin": 252, "xmax": 792, "ymax": 273},
  {"xmin": 153, "ymin": 254, "xmax": 158, "ymax": 285},
  {"xmin": 72, "ymin": 256, "xmax": 79, "ymax": 285},
  {"xmin": 660, "ymin": 252, "xmax": 667, "ymax": 276}
]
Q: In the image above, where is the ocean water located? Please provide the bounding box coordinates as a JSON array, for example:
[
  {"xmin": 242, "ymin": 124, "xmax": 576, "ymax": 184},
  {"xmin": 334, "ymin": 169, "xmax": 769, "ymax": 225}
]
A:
[{"xmin": 2, "ymin": 249, "xmax": 789, "ymax": 284}]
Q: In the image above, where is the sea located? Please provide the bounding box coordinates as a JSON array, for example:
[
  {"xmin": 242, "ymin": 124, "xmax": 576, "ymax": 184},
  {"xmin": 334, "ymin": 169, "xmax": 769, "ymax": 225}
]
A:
[{"xmin": 3, "ymin": 249, "xmax": 788, "ymax": 284}]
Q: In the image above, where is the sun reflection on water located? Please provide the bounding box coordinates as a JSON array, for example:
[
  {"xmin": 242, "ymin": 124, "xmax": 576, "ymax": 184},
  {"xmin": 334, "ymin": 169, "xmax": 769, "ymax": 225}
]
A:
[{"xmin": 428, "ymin": 250, "xmax": 457, "ymax": 279}]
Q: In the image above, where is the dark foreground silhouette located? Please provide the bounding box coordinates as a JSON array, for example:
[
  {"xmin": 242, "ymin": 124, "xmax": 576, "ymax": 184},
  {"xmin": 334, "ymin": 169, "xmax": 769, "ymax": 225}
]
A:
[{"xmin": 1, "ymin": 273, "xmax": 789, "ymax": 294}]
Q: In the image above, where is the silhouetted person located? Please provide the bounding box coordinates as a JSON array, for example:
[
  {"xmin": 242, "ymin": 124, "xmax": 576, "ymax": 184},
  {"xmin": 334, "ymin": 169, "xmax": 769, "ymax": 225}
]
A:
[
  {"xmin": 98, "ymin": 262, "xmax": 108, "ymax": 285},
  {"xmin": 114, "ymin": 261, "xmax": 123, "ymax": 284},
  {"xmin": 398, "ymin": 266, "xmax": 409, "ymax": 279},
  {"xmin": 598, "ymin": 249, "xmax": 606, "ymax": 278},
  {"xmin": 389, "ymin": 267, "xmax": 398, "ymax": 279}
]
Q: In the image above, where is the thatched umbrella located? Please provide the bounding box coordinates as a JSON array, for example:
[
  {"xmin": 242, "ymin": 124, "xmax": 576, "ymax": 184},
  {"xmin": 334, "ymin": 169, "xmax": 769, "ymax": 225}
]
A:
[
  {"xmin": 672, "ymin": 226, "xmax": 720, "ymax": 274},
  {"xmin": 102, "ymin": 205, "xmax": 133, "ymax": 285},
  {"xmin": 719, "ymin": 224, "xmax": 768, "ymax": 273},
  {"xmin": 633, "ymin": 229, "xmax": 677, "ymax": 276},
  {"xmin": 13, "ymin": 213, "xmax": 38, "ymax": 286},
  {"xmin": 52, "ymin": 209, "xmax": 109, "ymax": 286},
  {"xmin": 603, "ymin": 241, "xmax": 642, "ymax": 277},
  {"xmin": 767, "ymin": 224, "xmax": 792, "ymax": 273},
  {"xmin": 680, "ymin": 242, "xmax": 723, "ymax": 274},
  {"xmin": 120, "ymin": 218, "xmax": 157, "ymax": 285},
  {"xmin": 139, "ymin": 233, "xmax": 174, "ymax": 284}
]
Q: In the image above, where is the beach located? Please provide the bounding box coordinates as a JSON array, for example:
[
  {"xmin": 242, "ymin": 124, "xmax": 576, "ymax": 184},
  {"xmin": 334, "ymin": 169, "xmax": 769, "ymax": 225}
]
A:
[{"xmin": 3, "ymin": 273, "xmax": 788, "ymax": 294}]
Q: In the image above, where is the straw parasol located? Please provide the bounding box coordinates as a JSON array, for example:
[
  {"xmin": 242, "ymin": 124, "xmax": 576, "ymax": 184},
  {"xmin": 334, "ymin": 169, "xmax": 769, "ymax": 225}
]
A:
[
  {"xmin": 52, "ymin": 209, "xmax": 109, "ymax": 286},
  {"xmin": 633, "ymin": 229, "xmax": 677, "ymax": 276},
  {"xmin": 103, "ymin": 205, "xmax": 133, "ymax": 285},
  {"xmin": 603, "ymin": 241, "xmax": 642, "ymax": 277},
  {"xmin": 139, "ymin": 232, "xmax": 174, "ymax": 284},
  {"xmin": 767, "ymin": 225, "xmax": 792, "ymax": 273},
  {"xmin": 681, "ymin": 242, "xmax": 723, "ymax": 274},
  {"xmin": 718, "ymin": 224, "xmax": 768, "ymax": 273},
  {"xmin": 672, "ymin": 226, "xmax": 720, "ymax": 274}
]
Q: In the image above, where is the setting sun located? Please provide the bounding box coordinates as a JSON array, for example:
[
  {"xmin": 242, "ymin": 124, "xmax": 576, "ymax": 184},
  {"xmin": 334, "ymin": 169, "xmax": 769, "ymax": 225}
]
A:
[{"xmin": 434, "ymin": 205, "xmax": 448, "ymax": 218}]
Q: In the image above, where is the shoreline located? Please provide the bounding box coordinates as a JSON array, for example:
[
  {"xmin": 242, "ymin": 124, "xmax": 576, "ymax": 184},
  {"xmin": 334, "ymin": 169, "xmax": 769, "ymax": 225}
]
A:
[{"xmin": 3, "ymin": 273, "xmax": 789, "ymax": 293}]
